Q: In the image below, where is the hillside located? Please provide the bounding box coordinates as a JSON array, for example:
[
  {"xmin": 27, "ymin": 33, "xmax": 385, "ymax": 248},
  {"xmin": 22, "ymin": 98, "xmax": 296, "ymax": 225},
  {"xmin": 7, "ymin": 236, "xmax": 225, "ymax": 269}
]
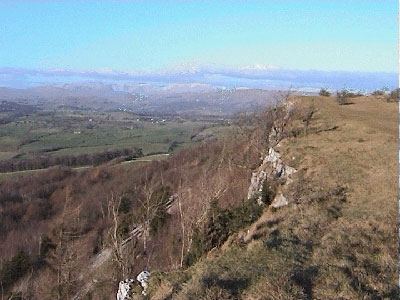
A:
[
  {"xmin": 0, "ymin": 95, "xmax": 397, "ymax": 300},
  {"xmin": 144, "ymin": 95, "xmax": 397, "ymax": 300}
]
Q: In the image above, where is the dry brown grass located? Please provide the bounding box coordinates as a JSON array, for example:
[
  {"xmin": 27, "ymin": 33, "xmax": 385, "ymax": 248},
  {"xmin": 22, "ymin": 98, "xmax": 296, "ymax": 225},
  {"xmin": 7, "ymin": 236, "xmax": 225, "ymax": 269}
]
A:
[
  {"xmin": 148, "ymin": 95, "xmax": 397, "ymax": 300},
  {"xmin": 279, "ymin": 95, "xmax": 398, "ymax": 298},
  {"xmin": 282, "ymin": 95, "xmax": 397, "ymax": 230}
]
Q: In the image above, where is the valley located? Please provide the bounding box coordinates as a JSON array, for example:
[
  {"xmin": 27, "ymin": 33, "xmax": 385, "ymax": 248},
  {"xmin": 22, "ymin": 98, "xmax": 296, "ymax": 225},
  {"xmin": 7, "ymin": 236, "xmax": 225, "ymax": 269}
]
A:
[{"xmin": 0, "ymin": 91, "xmax": 396, "ymax": 299}]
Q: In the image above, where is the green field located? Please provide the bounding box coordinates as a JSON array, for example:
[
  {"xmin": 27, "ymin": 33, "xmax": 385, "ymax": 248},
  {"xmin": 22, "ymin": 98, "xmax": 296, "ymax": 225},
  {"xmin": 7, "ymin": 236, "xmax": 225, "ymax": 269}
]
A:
[{"xmin": 0, "ymin": 108, "xmax": 234, "ymax": 171}]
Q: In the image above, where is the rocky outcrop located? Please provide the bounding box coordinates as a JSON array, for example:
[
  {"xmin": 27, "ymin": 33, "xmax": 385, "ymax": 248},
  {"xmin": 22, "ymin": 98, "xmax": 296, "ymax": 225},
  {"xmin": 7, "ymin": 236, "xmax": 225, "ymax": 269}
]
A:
[
  {"xmin": 115, "ymin": 271, "xmax": 151, "ymax": 300},
  {"xmin": 116, "ymin": 279, "xmax": 135, "ymax": 300},
  {"xmin": 247, "ymin": 147, "xmax": 296, "ymax": 206},
  {"xmin": 247, "ymin": 101, "xmax": 296, "ymax": 207},
  {"xmin": 271, "ymin": 193, "xmax": 288, "ymax": 208},
  {"xmin": 247, "ymin": 170, "xmax": 267, "ymax": 202},
  {"xmin": 117, "ymin": 271, "xmax": 150, "ymax": 300},
  {"xmin": 136, "ymin": 271, "xmax": 151, "ymax": 296},
  {"xmin": 266, "ymin": 148, "xmax": 296, "ymax": 183}
]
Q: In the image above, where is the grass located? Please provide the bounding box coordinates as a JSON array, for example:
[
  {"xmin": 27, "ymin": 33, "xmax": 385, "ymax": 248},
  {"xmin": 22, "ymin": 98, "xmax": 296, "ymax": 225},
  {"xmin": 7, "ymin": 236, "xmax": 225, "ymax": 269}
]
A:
[
  {"xmin": 282, "ymin": 96, "xmax": 397, "ymax": 224},
  {"xmin": 146, "ymin": 95, "xmax": 398, "ymax": 299},
  {"xmin": 0, "ymin": 109, "xmax": 233, "ymax": 161}
]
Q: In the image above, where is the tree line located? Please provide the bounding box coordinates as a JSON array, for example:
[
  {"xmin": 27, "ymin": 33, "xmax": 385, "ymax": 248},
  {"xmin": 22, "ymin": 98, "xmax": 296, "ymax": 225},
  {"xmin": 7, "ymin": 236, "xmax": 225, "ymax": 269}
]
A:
[{"xmin": 0, "ymin": 147, "xmax": 143, "ymax": 173}]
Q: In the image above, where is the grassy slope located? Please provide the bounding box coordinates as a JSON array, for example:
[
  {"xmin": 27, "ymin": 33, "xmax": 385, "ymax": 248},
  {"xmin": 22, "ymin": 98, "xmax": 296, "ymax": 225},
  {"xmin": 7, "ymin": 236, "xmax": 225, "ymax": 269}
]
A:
[
  {"xmin": 148, "ymin": 96, "xmax": 397, "ymax": 300},
  {"xmin": 283, "ymin": 96, "xmax": 397, "ymax": 222},
  {"xmin": 280, "ymin": 96, "xmax": 397, "ymax": 299}
]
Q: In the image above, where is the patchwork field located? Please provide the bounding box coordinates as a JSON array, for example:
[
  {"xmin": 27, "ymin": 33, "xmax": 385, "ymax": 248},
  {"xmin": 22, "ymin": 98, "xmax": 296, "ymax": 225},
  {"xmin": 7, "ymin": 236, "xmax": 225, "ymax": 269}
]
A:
[{"xmin": 0, "ymin": 107, "xmax": 234, "ymax": 168}]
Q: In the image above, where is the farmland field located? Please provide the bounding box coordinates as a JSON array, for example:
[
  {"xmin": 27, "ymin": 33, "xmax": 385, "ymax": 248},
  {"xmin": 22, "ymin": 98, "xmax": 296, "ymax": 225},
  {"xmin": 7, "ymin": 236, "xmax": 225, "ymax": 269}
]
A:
[{"xmin": 0, "ymin": 107, "xmax": 235, "ymax": 171}]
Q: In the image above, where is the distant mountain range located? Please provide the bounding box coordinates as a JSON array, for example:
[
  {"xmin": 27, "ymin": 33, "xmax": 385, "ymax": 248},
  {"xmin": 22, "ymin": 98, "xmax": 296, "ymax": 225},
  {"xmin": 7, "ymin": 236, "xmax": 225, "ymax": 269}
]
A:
[
  {"xmin": 0, "ymin": 67, "xmax": 396, "ymax": 91},
  {"xmin": 0, "ymin": 82, "xmax": 283, "ymax": 115}
]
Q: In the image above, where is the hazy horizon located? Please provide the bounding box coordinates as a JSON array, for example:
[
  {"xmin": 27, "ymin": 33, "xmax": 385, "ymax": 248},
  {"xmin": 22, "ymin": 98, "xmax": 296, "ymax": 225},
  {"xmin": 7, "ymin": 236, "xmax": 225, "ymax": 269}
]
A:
[
  {"xmin": 0, "ymin": 66, "xmax": 397, "ymax": 91},
  {"xmin": 0, "ymin": 0, "xmax": 397, "ymax": 91}
]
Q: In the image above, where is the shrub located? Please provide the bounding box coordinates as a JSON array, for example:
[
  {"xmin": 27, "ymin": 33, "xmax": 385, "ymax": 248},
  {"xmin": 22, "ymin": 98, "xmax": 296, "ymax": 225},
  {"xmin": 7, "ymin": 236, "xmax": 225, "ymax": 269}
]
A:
[
  {"xmin": 183, "ymin": 198, "xmax": 263, "ymax": 267},
  {"xmin": 0, "ymin": 250, "xmax": 31, "ymax": 291},
  {"xmin": 146, "ymin": 186, "xmax": 171, "ymax": 236},
  {"xmin": 149, "ymin": 206, "xmax": 168, "ymax": 235},
  {"xmin": 371, "ymin": 89, "xmax": 385, "ymax": 96},
  {"xmin": 388, "ymin": 88, "xmax": 399, "ymax": 102},
  {"xmin": 168, "ymin": 141, "xmax": 179, "ymax": 153},
  {"xmin": 260, "ymin": 181, "xmax": 276, "ymax": 205},
  {"xmin": 183, "ymin": 227, "xmax": 206, "ymax": 267},
  {"xmin": 118, "ymin": 195, "xmax": 132, "ymax": 214},
  {"xmin": 39, "ymin": 236, "xmax": 56, "ymax": 259},
  {"xmin": 319, "ymin": 88, "xmax": 331, "ymax": 97},
  {"xmin": 336, "ymin": 88, "xmax": 352, "ymax": 105}
]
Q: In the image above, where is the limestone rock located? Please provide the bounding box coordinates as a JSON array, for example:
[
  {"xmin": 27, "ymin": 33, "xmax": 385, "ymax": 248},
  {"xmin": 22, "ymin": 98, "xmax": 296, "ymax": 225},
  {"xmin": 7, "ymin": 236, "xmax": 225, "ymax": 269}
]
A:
[
  {"xmin": 247, "ymin": 100, "xmax": 296, "ymax": 206},
  {"xmin": 136, "ymin": 271, "xmax": 151, "ymax": 296},
  {"xmin": 247, "ymin": 147, "xmax": 296, "ymax": 203},
  {"xmin": 265, "ymin": 148, "xmax": 296, "ymax": 181},
  {"xmin": 247, "ymin": 170, "xmax": 267, "ymax": 201},
  {"xmin": 271, "ymin": 193, "xmax": 288, "ymax": 208},
  {"xmin": 117, "ymin": 279, "xmax": 135, "ymax": 300}
]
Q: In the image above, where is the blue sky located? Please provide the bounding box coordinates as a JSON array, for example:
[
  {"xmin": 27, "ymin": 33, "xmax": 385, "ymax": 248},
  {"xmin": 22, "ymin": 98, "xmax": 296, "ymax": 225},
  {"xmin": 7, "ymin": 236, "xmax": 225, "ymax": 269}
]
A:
[{"xmin": 1, "ymin": 0, "xmax": 397, "ymax": 73}]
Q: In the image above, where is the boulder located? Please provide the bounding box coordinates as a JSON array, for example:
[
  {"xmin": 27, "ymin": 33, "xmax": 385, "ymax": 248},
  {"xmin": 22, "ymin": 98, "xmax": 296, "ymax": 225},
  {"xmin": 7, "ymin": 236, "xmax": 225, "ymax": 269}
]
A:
[
  {"xmin": 116, "ymin": 279, "xmax": 135, "ymax": 300},
  {"xmin": 271, "ymin": 193, "xmax": 288, "ymax": 208}
]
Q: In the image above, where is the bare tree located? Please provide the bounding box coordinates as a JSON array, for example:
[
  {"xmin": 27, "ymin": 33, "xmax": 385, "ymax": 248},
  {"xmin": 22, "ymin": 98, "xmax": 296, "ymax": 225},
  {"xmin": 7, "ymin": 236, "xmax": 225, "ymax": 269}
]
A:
[
  {"xmin": 47, "ymin": 188, "xmax": 79, "ymax": 300},
  {"xmin": 177, "ymin": 179, "xmax": 186, "ymax": 268},
  {"xmin": 139, "ymin": 172, "xmax": 156, "ymax": 255},
  {"xmin": 108, "ymin": 192, "xmax": 132, "ymax": 278},
  {"xmin": 302, "ymin": 104, "xmax": 315, "ymax": 135},
  {"xmin": 336, "ymin": 88, "xmax": 352, "ymax": 105}
]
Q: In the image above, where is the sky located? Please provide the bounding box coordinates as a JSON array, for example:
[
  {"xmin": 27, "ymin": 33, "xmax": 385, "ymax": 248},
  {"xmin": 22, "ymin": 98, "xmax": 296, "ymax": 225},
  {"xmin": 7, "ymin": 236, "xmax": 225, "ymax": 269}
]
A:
[{"xmin": 0, "ymin": 0, "xmax": 397, "ymax": 89}]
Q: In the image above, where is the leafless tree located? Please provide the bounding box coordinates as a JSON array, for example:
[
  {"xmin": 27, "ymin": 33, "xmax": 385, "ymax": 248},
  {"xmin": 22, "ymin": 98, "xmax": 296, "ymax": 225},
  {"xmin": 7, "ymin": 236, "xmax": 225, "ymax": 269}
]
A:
[
  {"xmin": 302, "ymin": 104, "xmax": 315, "ymax": 135},
  {"xmin": 177, "ymin": 179, "xmax": 186, "ymax": 268},
  {"xmin": 108, "ymin": 192, "xmax": 132, "ymax": 278}
]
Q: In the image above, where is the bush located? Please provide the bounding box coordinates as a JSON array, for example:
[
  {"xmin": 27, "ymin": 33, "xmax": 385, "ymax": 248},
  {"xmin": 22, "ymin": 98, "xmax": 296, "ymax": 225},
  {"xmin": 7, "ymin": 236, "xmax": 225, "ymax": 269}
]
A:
[
  {"xmin": 149, "ymin": 206, "xmax": 168, "ymax": 235},
  {"xmin": 149, "ymin": 186, "xmax": 171, "ymax": 235},
  {"xmin": 336, "ymin": 88, "xmax": 352, "ymax": 105},
  {"xmin": 118, "ymin": 195, "xmax": 132, "ymax": 214},
  {"xmin": 260, "ymin": 181, "xmax": 276, "ymax": 205},
  {"xmin": 168, "ymin": 141, "xmax": 179, "ymax": 153},
  {"xmin": 319, "ymin": 88, "xmax": 331, "ymax": 97},
  {"xmin": 183, "ymin": 198, "xmax": 263, "ymax": 267},
  {"xmin": 388, "ymin": 88, "xmax": 399, "ymax": 102},
  {"xmin": 0, "ymin": 250, "xmax": 31, "ymax": 291},
  {"xmin": 371, "ymin": 89, "xmax": 385, "ymax": 96}
]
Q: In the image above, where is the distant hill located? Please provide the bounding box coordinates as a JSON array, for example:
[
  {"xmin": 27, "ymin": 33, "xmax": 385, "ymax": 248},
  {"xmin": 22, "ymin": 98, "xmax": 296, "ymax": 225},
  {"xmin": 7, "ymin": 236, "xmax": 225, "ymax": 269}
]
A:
[{"xmin": 0, "ymin": 83, "xmax": 282, "ymax": 115}]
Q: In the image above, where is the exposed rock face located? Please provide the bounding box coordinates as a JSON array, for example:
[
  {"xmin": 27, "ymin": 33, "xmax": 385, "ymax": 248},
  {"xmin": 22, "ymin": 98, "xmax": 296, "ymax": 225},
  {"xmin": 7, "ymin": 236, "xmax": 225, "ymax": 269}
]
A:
[
  {"xmin": 136, "ymin": 271, "xmax": 151, "ymax": 296},
  {"xmin": 92, "ymin": 248, "xmax": 112, "ymax": 269},
  {"xmin": 271, "ymin": 193, "xmax": 288, "ymax": 208},
  {"xmin": 266, "ymin": 148, "xmax": 296, "ymax": 183},
  {"xmin": 247, "ymin": 101, "xmax": 296, "ymax": 206},
  {"xmin": 115, "ymin": 271, "xmax": 150, "ymax": 300},
  {"xmin": 247, "ymin": 147, "xmax": 296, "ymax": 205},
  {"xmin": 247, "ymin": 170, "xmax": 267, "ymax": 202},
  {"xmin": 116, "ymin": 279, "xmax": 135, "ymax": 300}
]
